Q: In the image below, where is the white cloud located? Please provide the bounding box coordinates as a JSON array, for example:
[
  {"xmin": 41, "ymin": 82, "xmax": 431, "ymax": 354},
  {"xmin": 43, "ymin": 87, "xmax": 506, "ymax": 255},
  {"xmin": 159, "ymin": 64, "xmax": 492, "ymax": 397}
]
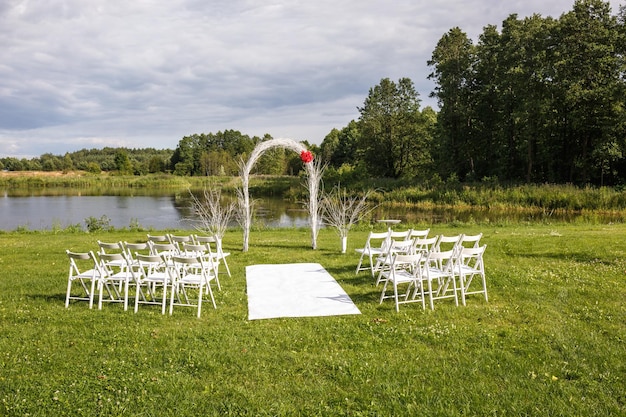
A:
[{"xmin": 0, "ymin": 0, "xmax": 622, "ymax": 157}]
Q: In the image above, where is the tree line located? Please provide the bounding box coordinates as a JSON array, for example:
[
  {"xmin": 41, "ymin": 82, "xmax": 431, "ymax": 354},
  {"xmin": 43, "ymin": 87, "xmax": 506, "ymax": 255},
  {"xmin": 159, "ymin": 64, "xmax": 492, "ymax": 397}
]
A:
[{"xmin": 2, "ymin": 0, "xmax": 625, "ymax": 187}]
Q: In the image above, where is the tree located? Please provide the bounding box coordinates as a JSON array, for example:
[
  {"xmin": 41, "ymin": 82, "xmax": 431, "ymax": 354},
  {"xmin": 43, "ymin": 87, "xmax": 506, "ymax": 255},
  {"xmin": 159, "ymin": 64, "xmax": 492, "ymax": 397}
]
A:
[
  {"xmin": 114, "ymin": 149, "xmax": 133, "ymax": 174},
  {"xmin": 428, "ymin": 27, "xmax": 476, "ymax": 179},
  {"xmin": 553, "ymin": 0, "xmax": 624, "ymax": 183},
  {"xmin": 357, "ymin": 77, "xmax": 432, "ymax": 178}
]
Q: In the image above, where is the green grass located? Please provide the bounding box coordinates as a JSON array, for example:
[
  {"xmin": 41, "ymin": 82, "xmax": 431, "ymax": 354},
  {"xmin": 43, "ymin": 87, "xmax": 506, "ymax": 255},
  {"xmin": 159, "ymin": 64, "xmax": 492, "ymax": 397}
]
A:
[{"xmin": 0, "ymin": 224, "xmax": 625, "ymax": 416}]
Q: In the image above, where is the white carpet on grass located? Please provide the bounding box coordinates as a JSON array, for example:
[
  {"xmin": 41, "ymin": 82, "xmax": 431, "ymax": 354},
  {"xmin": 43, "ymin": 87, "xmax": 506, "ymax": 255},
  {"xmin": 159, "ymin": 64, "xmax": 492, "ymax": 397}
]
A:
[{"xmin": 246, "ymin": 263, "xmax": 361, "ymax": 320}]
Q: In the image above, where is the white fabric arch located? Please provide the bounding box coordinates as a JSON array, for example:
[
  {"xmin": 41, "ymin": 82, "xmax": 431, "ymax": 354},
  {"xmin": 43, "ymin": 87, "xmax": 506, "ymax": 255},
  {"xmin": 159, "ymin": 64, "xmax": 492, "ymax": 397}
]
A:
[{"xmin": 240, "ymin": 138, "xmax": 321, "ymax": 252}]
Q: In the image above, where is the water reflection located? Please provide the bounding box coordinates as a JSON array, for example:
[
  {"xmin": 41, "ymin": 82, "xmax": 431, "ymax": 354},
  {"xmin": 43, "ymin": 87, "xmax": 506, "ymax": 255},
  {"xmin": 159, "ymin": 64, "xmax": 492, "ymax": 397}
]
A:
[{"xmin": 1, "ymin": 188, "xmax": 624, "ymax": 231}]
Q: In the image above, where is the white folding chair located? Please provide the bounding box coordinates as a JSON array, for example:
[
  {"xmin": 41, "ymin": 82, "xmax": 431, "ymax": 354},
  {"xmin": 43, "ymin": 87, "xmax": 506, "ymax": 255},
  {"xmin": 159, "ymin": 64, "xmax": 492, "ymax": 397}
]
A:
[
  {"xmin": 194, "ymin": 235, "xmax": 231, "ymax": 277},
  {"xmin": 168, "ymin": 255, "xmax": 218, "ymax": 318},
  {"xmin": 375, "ymin": 239, "xmax": 416, "ymax": 286},
  {"xmin": 65, "ymin": 250, "xmax": 103, "ymax": 309},
  {"xmin": 97, "ymin": 252, "xmax": 135, "ymax": 311},
  {"xmin": 421, "ymin": 249, "xmax": 459, "ymax": 310},
  {"xmin": 135, "ymin": 254, "xmax": 171, "ymax": 314},
  {"xmin": 379, "ymin": 253, "xmax": 425, "ymax": 312},
  {"xmin": 181, "ymin": 243, "xmax": 221, "ymax": 290},
  {"xmin": 97, "ymin": 240, "xmax": 127, "ymax": 271},
  {"xmin": 456, "ymin": 244, "xmax": 488, "ymax": 305},
  {"xmin": 355, "ymin": 231, "xmax": 390, "ymax": 276}
]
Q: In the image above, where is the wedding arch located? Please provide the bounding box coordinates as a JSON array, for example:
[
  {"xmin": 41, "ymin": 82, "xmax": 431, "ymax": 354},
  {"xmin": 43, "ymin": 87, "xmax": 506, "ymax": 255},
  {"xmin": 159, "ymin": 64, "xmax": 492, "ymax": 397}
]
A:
[{"xmin": 239, "ymin": 138, "xmax": 322, "ymax": 252}]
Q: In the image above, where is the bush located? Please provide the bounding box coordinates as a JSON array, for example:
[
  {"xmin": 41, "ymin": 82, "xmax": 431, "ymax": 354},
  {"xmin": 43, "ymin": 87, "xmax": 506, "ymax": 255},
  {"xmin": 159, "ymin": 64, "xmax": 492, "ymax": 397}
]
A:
[{"xmin": 84, "ymin": 215, "xmax": 113, "ymax": 233}]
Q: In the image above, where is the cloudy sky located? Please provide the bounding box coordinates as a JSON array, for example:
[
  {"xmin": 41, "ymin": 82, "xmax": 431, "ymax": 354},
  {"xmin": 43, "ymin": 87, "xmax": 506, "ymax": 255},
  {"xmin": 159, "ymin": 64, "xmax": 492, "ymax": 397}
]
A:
[{"xmin": 1, "ymin": 0, "xmax": 622, "ymax": 158}]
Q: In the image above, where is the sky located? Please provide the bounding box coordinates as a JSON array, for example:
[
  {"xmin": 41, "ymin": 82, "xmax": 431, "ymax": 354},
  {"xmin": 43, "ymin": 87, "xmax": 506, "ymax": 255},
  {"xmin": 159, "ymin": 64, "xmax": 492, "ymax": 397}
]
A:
[{"xmin": 1, "ymin": 0, "xmax": 623, "ymax": 158}]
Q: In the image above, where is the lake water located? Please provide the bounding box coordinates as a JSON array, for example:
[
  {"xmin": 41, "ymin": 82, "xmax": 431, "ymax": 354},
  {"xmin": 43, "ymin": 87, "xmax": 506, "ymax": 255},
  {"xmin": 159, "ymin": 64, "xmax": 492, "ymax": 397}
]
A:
[
  {"xmin": 0, "ymin": 190, "xmax": 311, "ymax": 231},
  {"xmin": 2, "ymin": 189, "xmax": 624, "ymax": 231}
]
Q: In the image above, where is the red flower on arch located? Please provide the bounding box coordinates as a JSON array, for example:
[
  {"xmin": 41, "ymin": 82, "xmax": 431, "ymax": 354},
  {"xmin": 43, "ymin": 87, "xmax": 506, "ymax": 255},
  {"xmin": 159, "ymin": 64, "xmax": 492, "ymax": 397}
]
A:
[{"xmin": 300, "ymin": 150, "xmax": 314, "ymax": 164}]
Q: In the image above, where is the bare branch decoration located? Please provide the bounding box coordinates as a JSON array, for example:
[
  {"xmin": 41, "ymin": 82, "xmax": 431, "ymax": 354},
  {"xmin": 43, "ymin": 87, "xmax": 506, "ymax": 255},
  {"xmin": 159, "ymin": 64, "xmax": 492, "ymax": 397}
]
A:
[
  {"xmin": 321, "ymin": 186, "xmax": 376, "ymax": 253},
  {"xmin": 188, "ymin": 187, "xmax": 236, "ymax": 240}
]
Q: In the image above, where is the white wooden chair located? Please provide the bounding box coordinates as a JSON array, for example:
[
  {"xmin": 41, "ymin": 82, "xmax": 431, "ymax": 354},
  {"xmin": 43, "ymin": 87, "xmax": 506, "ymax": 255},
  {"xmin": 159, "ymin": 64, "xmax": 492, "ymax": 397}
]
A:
[
  {"xmin": 97, "ymin": 240, "xmax": 127, "ymax": 271},
  {"xmin": 355, "ymin": 231, "xmax": 390, "ymax": 277},
  {"xmin": 135, "ymin": 254, "xmax": 171, "ymax": 314},
  {"xmin": 181, "ymin": 242, "xmax": 221, "ymax": 290},
  {"xmin": 421, "ymin": 249, "xmax": 459, "ymax": 310},
  {"xmin": 375, "ymin": 239, "xmax": 416, "ymax": 286},
  {"xmin": 168, "ymin": 255, "xmax": 218, "ymax": 318},
  {"xmin": 379, "ymin": 253, "xmax": 426, "ymax": 312},
  {"xmin": 65, "ymin": 250, "xmax": 103, "ymax": 309},
  {"xmin": 97, "ymin": 252, "xmax": 135, "ymax": 311},
  {"xmin": 194, "ymin": 235, "xmax": 231, "ymax": 277},
  {"xmin": 456, "ymin": 244, "xmax": 488, "ymax": 305}
]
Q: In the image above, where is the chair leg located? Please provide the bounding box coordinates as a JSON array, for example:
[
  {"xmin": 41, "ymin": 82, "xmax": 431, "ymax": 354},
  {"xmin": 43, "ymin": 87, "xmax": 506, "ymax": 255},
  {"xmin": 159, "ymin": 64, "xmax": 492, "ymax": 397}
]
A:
[
  {"xmin": 65, "ymin": 279, "xmax": 72, "ymax": 308},
  {"xmin": 393, "ymin": 282, "xmax": 400, "ymax": 313}
]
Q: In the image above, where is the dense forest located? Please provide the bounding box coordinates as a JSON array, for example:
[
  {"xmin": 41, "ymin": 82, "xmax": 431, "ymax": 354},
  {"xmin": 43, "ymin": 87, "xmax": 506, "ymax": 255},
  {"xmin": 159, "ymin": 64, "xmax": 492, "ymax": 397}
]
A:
[{"xmin": 2, "ymin": 0, "xmax": 625, "ymax": 187}]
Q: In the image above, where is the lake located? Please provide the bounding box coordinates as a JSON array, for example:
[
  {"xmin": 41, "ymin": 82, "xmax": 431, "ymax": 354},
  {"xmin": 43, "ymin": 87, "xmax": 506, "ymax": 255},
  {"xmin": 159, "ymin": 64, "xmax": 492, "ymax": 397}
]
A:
[
  {"xmin": 0, "ymin": 189, "xmax": 312, "ymax": 231},
  {"xmin": 2, "ymin": 188, "xmax": 624, "ymax": 231}
]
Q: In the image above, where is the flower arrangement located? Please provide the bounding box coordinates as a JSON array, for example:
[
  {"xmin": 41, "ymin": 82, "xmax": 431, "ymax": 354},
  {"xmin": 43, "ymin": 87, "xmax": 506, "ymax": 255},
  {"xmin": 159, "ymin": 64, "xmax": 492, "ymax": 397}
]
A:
[{"xmin": 300, "ymin": 150, "xmax": 314, "ymax": 163}]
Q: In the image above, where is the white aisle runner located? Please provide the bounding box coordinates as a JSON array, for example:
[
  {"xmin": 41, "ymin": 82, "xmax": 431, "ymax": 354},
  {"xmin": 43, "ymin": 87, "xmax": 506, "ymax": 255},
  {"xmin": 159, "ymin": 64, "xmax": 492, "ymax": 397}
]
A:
[{"xmin": 246, "ymin": 263, "xmax": 361, "ymax": 320}]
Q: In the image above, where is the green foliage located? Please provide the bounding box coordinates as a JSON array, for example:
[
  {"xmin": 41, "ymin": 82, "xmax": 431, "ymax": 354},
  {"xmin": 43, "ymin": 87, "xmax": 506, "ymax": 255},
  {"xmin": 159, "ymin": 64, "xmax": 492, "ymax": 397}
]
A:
[
  {"xmin": 84, "ymin": 215, "xmax": 113, "ymax": 232},
  {"xmin": 357, "ymin": 77, "xmax": 434, "ymax": 179},
  {"xmin": 0, "ymin": 226, "xmax": 625, "ymax": 415},
  {"xmin": 427, "ymin": 0, "xmax": 626, "ymax": 185}
]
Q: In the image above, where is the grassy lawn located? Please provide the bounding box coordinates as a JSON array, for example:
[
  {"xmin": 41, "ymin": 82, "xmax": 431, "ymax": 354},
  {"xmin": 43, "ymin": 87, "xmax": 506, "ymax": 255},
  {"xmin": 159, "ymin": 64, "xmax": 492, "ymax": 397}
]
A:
[{"xmin": 0, "ymin": 224, "xmax": 624, "ymax": 416}]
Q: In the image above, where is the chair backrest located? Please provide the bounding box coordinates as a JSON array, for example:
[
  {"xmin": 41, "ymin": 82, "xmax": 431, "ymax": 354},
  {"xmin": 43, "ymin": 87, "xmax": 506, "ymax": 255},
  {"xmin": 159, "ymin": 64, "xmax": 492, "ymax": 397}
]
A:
[
  {"xmin": 387, "ymin": 239, "xmax": 415, "ymax": 256},
  {"xmin": 98, "ymin": 252, "xmax": 132, "ymax": 274},
  {"xmin": 97, "ymin": 240, "xmax": 124, "ymax": 254},
  {"xmin": 171, "ymin": 255, "xmax": 213, "ymax": 280},
  {"xmin": 425, "ymin": 249, "xmax": 457, "ymax": 273},
  {"xmin": 150, "ymin": 242, "xmax": 179, "ymax": 259},
  {"xmin": 169, "ymin": 234, "xmax": 192, "ymax": 243},
  {"xmin": 136, "ymin": 253, "xmax": 164, "ymax": 265},
  {"xmin": 433, "ymin": 234, "xmax": 464, "ymax": 253},
  {"xmin": 124, "ymin": 242, "xmax": 149, "ymax": 258},
  {"xmin": 135, "ymin": 254, "xmax": 167, "ymax": 278},
  {"xmin": 147, "ymin": 234, "xmax": 169, "ymax": 243},
  {"xmin": 194, "ymin": 234, "xmax": 217, "ymax": 244},
  {"xmin": 460, "ymin": 233, "xmax": 483, "ymax": 248},
  {"xmin": 389, "ymin": 229, "xmax": 411, "ymax": 241},
  {"xmin": 182, "ymin": 243, "xmax": 209, "ymax": 257},
  {"xmin": 392, "ymin": 253, "xmax": 423, "ymax": 273},
  {"xmin": 67, "ymin": 250, "xmax": 100, "ymax": 276},
  {"xmin": 409, "ymin": 228, "xmax": 430, "ymax": 239},
  {"xmin": 459, "ymin": 244, "xmax": 487, "ymax": 270},
  {"xmin": 413, "ymin": 236, "xmax": 438, "ymax": 254},
  {"xmin": 168, "ymin": 234, "xmax": 192, "ymax": 251},
  {"xmin": 365, "ymin": 231, "xmax": 391, "ymax": 250}
]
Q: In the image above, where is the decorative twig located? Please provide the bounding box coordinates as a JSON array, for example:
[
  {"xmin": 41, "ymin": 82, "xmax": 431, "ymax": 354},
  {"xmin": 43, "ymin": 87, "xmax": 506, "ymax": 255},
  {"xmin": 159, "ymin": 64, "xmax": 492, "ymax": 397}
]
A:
[
  {"xmin": 321, "ymin": 186, "xmax": 376, "ymax": 253},
  {"xmin": 188, "ymin": 187, "xmax": 236, "ymax": 240}
]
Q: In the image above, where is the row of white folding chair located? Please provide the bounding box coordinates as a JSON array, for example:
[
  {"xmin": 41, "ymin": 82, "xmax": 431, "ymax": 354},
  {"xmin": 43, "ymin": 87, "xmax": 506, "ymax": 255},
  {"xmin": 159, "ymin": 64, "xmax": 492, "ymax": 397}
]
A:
[
  {"xmin": 149, "ymin": 234, "xmax": 231, "ymax": 277},
  {"xmin": 134, "ymin": 251, "xmax": 219, "ymax": 317},
  {"xmin": 371, "ymin": 232, "xmax": 483, "ymax": 275},
  {"xmin": 374, "ymin": 232, "xmax": 440, "ymax": 286},
  {"xmin": 378, "ymin": 242, "xmax": 488, "ymax": 311},
  {"xmin": 68, "ymin": 245, "xmax": 219, "ymax": 317},
  {"xmin": 355, "ymin": 228, "xmax": 431, "ymax": 277}
]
